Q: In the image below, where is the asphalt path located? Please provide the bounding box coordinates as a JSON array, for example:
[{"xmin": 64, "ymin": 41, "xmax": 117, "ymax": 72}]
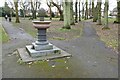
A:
[{"xmin": 2, "ymin": 20, "xmax": 118, "ymax": 78}]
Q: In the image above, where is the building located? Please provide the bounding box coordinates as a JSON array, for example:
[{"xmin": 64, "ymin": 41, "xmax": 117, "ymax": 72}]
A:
[{"xmin": 110, "ymin": 7, "xmax": 117, "ymax": 16}]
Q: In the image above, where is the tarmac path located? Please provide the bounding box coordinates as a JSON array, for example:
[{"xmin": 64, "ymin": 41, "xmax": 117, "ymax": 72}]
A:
[
  {"xmin": 50, "ymin": 21, "xmax": 118, "ymax": 78},
  {"xmin": 2, "ymin": 20, "xmax": 118, "ymax": 78}
]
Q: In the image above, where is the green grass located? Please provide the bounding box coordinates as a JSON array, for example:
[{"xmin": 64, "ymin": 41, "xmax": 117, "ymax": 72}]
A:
[
  {"xmin": 12, "ymin": 18, "xmax": 37, "ymax": 37},
  {"xmin": 45, "ymin": 17, "xmax": 60, "ymax": 21},
  {"xmin": 0, "ymin": 17, "xmax": 2, "ymax": 23},
  {"xmin": 101, "ymin": 17, "xmax": 116, "ymax": 24},
  {"xmin": 0, "ymin": 24, "xmax": 9, "ymax": 43},
  {"xmin": 108, "ymin": 18, "xmax": 116, "ymax": 23},
  {"xmin": 56, "ymin": 28, "xmax": 74, "ymax": 32},
  {"xmin": 12, "ymin": 17, "xmax": 60, "ymax": 37},
  {"xmin": 50, "ymin": 37, "xmax": 66, "ymax": 40},
  {"xmin": 17, "ymin": 57, "xmax": 72, "ymax": 78},
  {"xmin": 12, "ymin": 17, "xmax": 83, "ymax": 41}
]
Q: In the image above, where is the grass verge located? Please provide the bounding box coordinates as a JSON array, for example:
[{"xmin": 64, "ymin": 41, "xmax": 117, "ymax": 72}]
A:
[
  {"xmin": 0, "ymin": 24, "xmax": 9, "ymax": 43},
  {"xmin": 92, "ymin": 20, "xmax": 118, "ymax": 53},
  {"xmin": 11, "ymin": 17, "xmax": 83, "ymax": 41}
]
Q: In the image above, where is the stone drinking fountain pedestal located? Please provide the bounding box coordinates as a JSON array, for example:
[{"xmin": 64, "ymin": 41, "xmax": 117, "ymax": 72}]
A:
[
  {"xmin": 17, "ymin": 8, "xmax": 71, "ymax": 62},
  {"xmin": 26, "ymin": 21, "xmax": 61, "ymax": 57}
]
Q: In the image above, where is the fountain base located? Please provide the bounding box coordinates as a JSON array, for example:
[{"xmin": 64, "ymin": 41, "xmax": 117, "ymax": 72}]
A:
[
  {"xmin": 17, "ymin": 44, "xmax": 72, "ymax": 62},
  {"xmin": 26, "ymin": 43, "xmax": 61, "ymax": 58},
  {"xmin": 32, "ymin": 42, "xmax": 53, "ymax": 51}
]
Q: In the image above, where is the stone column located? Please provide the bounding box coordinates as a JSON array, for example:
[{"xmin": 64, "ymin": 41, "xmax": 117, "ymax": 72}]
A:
[
  {"xmin": 32, "ymin": 21, "xmax": 53, "ymax": 51},
  {"xmin": 35, "ymin": 29, "xmax": 48, "ymax": 45}
]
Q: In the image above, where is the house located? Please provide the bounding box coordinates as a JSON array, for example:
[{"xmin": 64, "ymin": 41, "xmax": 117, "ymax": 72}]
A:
[{"xmin": 110, "ymin": 7, "xmax": 117, "ymax": 16}]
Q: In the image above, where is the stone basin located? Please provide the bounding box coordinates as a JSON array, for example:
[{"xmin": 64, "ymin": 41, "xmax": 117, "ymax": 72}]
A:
[{"xmin": 32, "ymin": 21, "xmax": 51, "ymax": 29}]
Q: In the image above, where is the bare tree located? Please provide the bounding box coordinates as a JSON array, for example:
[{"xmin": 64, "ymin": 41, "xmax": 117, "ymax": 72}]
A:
[
  {"xmin": 63, "ymin": 0, "xmax": 71, "ymax": 29},
  {"xmin": 85, "ymin": 0, "xmax": 88, "ymax": 20},
  {"xmin": 46, "ymin": 0, "xmax": 52, "ymax": 20},
  {"xmin": 97, "ymin": 0, "xmax": 102, "ymax": 25},
  {"xmin": 93, "ymin": 5, "xmax": 98, "ymax": 22},
  {"xmin": 89, "ymin": 0, "xmax": 92, "ymax": 18},
  {"xmin": 51, "ymin": 0, "xmax": 63, "ymax": 21},
  {"xmin": 92, "ymin": 0, "xmax": 94, "ymax": 16},
  {"xmin": 70, "ymin": 1, "xmax": 75, "ymax": 25},
  {"xmin": 6, "ymin": 0, "xmax": 16, "ymax": 18},
  {"xmin": 117, "ymin": 0, "xmax": 120, "ymax": 23},
  {"xmin": 79, "ymin": 0, "xmax": 81, "ymax": 21},
  {"xmin": 30, "ymin": 0, "xmax": 41, "ymax": 19},
  {"xmin": 102, "ymin": 0, "xmax": 109, "ymax": 29},
  {"xmin": 82, "ymin": 2, "xmax": 85, "ymax": 19},
  {"xmin": 14, "ymin": 0, "xmax": 20, "ymax": 23},
  {"xmin": 19, "ymin": 0, "xmax": 30, "ymax": 19},
  {"xmin": 75, "ymin": 0, "xmax": 78, "ymax": 23}
]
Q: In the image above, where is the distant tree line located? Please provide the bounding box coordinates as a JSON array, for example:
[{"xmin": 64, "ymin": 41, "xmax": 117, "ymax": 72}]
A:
[
  {"xmin": 0, "ymin": 2, "xmax": 15, "ymax": 17},
  {"xmin": 2, "ymin": 0, "xmax": 120, "ymax": 26}
]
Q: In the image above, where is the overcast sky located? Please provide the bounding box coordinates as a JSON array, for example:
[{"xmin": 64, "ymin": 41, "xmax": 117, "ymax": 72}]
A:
[{"xmin": 0, "ymin": 0, "xmax": 117, "ymax": 11}]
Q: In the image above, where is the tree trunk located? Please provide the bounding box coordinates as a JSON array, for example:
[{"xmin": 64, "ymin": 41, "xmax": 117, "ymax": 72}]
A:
[
  {"xmin": 33, "ymin": 10, "xmax": 37, "ymax": 19},
  {"xmin": 51, "ymin": 1, "xmax": 63, "ymax": 21},
  {"xmin": 79, "ymin": 0, "xmax": 81, "ymax": 21},
  {"xmin": 75, "ymin": 0, "xmax": 78, "ymax": 23},
  {"xmin": 63, "ymin": 1, "xmax": 71, "ymax": 29},
  {"xmin": 97, "ymin": 0, "xmax": 102, "ymax": 25},
  {"xmin": 59, "ymin": 14, "xmax": 63, "ymax": 21},
  {"xmin": 93, "ymin": 5, "xmax": 98, "ymax": 22},
  {"xmin": 85, "ymin": 0, "xmax": 88, "ymax": 20},
  {"xmin": 103, "ymin": 4, "xmax": 105, "ymax": 18},
  {"xmin": 82, "ymin": 2, "xmax": 84, "ymax": 19},
  {"xmin": 103, "ymin": 0, "xmax": 109, "ymax": 29},
  {"xmin": 70, "ymin": 2, "xmax": 75, "ymax": 25},
  {"xmin": 117, "ymin": 1, "xmax": 120, "ymax": 23},
  {"xmin": 30, "ymin": 0, "xmax": 37, "ymax": 19},
  {"xmin": 47, "ymin": 2, "xmax": 52, "ymax": 20},
  {"xmin": 89, "ymin": 0, "xmax": 91, "ymax": 18},
  {"xmin": 14, "ymin": 1, "xmax": 20, "ymax": 23},
  {"xmin": 92, "ymin": 0, "xmax": 94, "ymax": 17},
  {"xmin": 23, "ymin": 9, "xmax": 26, "ymax": 19}
]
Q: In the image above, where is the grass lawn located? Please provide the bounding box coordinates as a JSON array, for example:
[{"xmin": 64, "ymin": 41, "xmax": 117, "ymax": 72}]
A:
[
  {"xmin": 0, "ymin": 24, "xmax": 9, "ymax": 43},
  {"xmin": 101, "ymin": 17, "xmax": 116, "ymax": 24},
  {"xmin": 12, "ymin": 17, "xmax": 83, "ymax": 41},
  {"xmin": 92, "ymin": 18, "xmax": 118, "ymax": 53},
  {"xmin": 12, "ymin": 17, "xmax": 37, "ymax": 37},
  {"xmin": 16, "ymin": 56, "xmax": 73, "ymax": 78}
]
